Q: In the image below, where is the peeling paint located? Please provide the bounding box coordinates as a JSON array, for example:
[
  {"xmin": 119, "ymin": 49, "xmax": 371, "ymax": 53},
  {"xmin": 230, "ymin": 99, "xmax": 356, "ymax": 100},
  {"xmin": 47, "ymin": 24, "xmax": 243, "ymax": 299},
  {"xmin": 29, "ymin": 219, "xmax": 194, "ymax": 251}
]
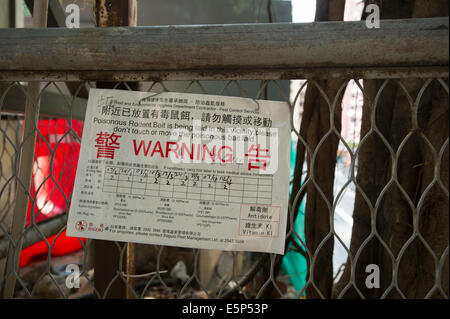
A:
[{"xmin": 96, "ymin": 0, "xmax": 109, "ymax": 27}]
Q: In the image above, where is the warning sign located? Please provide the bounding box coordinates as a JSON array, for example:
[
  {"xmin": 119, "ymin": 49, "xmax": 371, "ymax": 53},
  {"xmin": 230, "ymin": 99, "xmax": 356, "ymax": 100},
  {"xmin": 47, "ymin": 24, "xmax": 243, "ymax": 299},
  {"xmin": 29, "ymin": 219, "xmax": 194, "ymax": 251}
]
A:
[{"xmin": 66, "ymin": 89, "xmax": 291, "ymax": 254}]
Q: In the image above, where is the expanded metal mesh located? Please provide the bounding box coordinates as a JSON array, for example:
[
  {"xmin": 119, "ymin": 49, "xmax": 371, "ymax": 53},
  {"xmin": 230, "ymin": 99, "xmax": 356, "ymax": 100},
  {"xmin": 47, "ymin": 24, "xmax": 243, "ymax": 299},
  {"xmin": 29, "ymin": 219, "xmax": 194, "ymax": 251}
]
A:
[{"xmin": 0, "ymin": 77, "xmax": 448, "ymax": 299}]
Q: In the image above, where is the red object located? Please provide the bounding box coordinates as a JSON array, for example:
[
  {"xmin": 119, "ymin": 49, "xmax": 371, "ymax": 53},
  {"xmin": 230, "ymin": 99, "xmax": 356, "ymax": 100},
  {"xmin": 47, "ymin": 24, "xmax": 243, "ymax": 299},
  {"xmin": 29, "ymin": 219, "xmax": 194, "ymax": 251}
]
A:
[
  {"xmin": 19, "ymin": 230, "xmax": 85, "ymax": 267},
  {"xmin": 19, "ymin": 119, "xmax": 86, "ymax": 267}
]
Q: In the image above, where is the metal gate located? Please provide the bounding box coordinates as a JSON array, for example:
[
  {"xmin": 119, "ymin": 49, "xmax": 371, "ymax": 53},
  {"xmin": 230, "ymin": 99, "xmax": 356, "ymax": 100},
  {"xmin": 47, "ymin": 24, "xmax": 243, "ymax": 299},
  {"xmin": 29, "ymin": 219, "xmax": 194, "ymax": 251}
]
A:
[{"xmin": 0, "ymin": 17, "xmax": 448, "ymax": 299}]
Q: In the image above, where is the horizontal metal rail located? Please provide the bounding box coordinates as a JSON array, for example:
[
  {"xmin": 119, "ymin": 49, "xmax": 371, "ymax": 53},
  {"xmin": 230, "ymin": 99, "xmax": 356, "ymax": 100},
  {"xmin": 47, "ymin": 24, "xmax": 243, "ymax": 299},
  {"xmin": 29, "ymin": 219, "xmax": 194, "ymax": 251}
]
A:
[{"xmin": 0, "ymin": 18, "xmax": 448, "ymax": 81}]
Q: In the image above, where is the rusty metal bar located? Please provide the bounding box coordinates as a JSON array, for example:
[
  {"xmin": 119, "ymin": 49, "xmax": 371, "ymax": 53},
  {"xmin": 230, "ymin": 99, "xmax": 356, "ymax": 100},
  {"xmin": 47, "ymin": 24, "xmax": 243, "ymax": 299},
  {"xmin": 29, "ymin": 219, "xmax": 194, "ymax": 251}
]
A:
[
  {"xmin": 0, "ymin": 67, "xmax": 447, "ymax": 82},
  {"xmin": 0, "ymin": 18, "xmax": 447, "ymax": 78},
  {"xmin": 125, "ymin": 242, "xmax": 135, "ymax": 299},
  {"xmin": 95, "ymin": 0, "xmax": 137, "ymax": 27},
  {"xmin": 93, "ymin": 0, "xmax": 137, "ymax": 300}
]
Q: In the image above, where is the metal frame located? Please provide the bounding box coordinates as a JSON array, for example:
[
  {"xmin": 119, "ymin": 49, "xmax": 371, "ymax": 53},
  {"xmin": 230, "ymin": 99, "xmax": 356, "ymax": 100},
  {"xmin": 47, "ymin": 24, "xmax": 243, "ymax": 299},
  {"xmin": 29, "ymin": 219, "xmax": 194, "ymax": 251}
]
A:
[
  {"xmin": 0, "ymin": 18, "xmax": 448, "ymax": 81},
  {"xmin": 0, "ymin": 18, "xmax": 448, "ymax": 299}
]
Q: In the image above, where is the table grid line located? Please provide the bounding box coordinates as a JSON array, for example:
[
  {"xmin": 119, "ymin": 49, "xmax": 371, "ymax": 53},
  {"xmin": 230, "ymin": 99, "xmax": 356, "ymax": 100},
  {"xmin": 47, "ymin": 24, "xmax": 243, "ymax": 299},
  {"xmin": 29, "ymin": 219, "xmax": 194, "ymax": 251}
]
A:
[{"xmin": 102, "ymin": 166, "xmax": 273, "ymax": 205}]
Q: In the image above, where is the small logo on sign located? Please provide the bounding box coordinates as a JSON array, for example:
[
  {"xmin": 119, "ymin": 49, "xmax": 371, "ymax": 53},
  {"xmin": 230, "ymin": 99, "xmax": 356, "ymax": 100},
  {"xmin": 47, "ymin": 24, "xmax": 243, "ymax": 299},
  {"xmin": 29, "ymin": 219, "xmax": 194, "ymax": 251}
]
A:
[{"xmin": 75, "ymin": 220, "xmax": 87, "ymax": 232}]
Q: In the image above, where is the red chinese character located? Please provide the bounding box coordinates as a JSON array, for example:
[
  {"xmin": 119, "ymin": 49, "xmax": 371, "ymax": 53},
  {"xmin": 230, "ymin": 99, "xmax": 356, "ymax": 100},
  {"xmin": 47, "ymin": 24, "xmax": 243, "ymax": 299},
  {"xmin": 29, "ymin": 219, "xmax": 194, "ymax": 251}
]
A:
[
  {"xmin": 245, "ymin": 144, "xmax": 271, "ymax": 171},
  {"xmin": 94, "ymin": 132, "xmax": 121, "ymax": 159}
]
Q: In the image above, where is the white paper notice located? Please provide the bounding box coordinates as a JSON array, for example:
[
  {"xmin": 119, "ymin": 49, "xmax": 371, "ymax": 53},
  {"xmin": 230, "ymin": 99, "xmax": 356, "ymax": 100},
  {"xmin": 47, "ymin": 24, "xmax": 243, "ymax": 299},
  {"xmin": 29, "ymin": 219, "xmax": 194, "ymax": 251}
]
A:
[{"xmin": 66, "ymin": 88, "xmax": 291, "ymax": 254}]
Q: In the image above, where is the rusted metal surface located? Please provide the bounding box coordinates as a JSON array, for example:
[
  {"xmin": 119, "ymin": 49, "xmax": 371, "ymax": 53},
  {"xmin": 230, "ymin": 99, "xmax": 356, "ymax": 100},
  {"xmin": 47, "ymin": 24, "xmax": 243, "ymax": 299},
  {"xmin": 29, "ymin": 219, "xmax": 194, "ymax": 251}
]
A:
[
  {"xmin": 0, "ymin": 18, "xmax": 447, "ymax": 75},
  {"xmin": 0, "ymin": 66, "xmax": 448, "ymax": 82},
  {"xmin": 24, "ymin": 0, "xmax": 64, "ymax": 28},
  {"xmin": 126, "ymin": 242, "xmax": 135, "ymax": 299},
  {"xmin": 95, "ymin": 0, "xmax": 137, "ymax": 27}
]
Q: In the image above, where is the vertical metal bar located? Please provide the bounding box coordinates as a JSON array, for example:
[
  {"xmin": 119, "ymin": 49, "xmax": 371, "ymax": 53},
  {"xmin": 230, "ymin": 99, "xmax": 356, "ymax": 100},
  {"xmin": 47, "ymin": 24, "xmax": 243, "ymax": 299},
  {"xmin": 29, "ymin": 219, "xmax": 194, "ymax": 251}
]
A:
[
  {"xmin": 125, "ymin": 0, "xmax": 137, "ymax": 299},
  {"xmin": 1, "ymin": 0, "xmax": 48, "ymax": 299},
  {"xmin": 93, "ymin": 0, "xmax": 137, "ymax": 299}
]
